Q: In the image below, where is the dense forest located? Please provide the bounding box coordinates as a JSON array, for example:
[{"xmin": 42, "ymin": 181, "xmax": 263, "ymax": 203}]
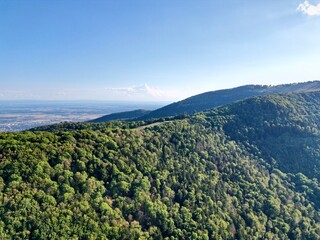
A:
[{"xmin": 1, "ymin": 92, "xmax": 320, "ymax": 239}]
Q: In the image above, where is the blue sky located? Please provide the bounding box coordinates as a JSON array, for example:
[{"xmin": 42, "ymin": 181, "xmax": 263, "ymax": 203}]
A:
[{"xmin": 0, "ymin": 0, "xmax": 319, "ymax": 101}]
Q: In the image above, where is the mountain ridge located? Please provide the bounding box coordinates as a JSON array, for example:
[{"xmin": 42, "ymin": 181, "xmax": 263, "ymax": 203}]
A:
[
  {"xmin": 88, "ymin": 109, "xmax": 151, "ymax": 122},
  {"xmin": 90, "ymin": 80, "xmax": 320, "ymax": 122},
  {"xmin": 139, "ymin": 80, "xmax": 320, "ymax": 120}
]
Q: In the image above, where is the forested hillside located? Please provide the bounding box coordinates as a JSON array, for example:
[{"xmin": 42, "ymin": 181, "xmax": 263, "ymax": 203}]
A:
[
  {"xmin": 203, "ymin": 92, "xmax": 320, "ymax": 180},
  {"xmin": 1, "ymin": 92, "xmax": 320, "ymax": 239}
]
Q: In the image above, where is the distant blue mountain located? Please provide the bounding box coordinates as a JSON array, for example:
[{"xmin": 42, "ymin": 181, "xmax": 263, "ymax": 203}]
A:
[
  {"xmin": 90, "ymin": 81, "xmax": 320, "ymax": 122},
  {"xmin": 89, "ymin": 109, "xmax": 151, "ymax": 122}
]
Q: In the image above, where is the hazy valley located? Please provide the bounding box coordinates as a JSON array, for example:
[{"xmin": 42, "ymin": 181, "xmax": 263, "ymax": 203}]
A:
[{"xmin": 0, "ymin": 101, "xmax": 164, "ymax": 132}]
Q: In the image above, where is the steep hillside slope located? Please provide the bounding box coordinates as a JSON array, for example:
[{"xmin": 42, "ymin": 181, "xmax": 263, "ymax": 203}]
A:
[
  {"xmin": 0, "ymin": 92, "xmax": 320, "ymax": 239},
  {"xmin": 202, "ymin": 91, "xmax": 320, "ymax": 180}
]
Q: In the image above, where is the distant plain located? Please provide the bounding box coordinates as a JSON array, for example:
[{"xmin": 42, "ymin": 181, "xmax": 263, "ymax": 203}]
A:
[{"xmin": 0, "ymin": 101, "xmax": 165, "ymax": 131}]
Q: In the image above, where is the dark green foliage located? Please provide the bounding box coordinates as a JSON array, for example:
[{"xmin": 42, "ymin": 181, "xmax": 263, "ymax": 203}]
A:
[
  {"xmin": 204, "ymin": 92, "xmax": 320, "ymax": 180},
  {"xmin": 1, "ymin": 92, "xmax": 320, "ymax": 239}
]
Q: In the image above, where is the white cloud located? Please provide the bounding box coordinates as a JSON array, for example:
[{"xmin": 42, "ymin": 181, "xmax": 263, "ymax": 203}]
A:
[
  {"xmin": 0, "ymin": 90, "xmax": 27, "ymax": 99},
  {"xmin": 55, "ymin": 91, "xmax": 67, "ymax": 96},
  {"xmin": 144, "ymin": 84, "xmax": 168, "ymax": 97},
  {"xmin": 104, "ymin": 86, "xmax": 137, "ymax": 94},
  {"xmin": 105, "ymin": 83, "xmax": 171, "ymax": 99},
  {"xmin": 297, "ymin": 1, "xmax": 320, "ymax": 16}
]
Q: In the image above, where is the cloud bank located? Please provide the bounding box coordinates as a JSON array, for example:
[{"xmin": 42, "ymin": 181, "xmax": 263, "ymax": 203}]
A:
[
  {"xmin": 297, "ymin": 1, "xmax": 320, "ymax": 16},
  {"xmin": 105, "ymin": 84, "xmax": 171, "ymax": 99}
]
